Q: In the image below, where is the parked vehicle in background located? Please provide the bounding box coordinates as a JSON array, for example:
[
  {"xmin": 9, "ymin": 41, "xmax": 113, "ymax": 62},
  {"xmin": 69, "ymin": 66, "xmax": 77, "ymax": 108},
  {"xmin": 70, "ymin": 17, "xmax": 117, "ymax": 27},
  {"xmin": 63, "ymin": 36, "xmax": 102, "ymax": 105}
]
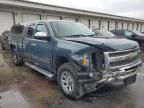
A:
[
  {"xmin": 111, "ymin": 30, "xmax": 144, "ymax": 50},
  {"xmin": 93, "ymin": 30, "xmax": 116, "ymax": 37},
  {"xmin": 9, "ymin": 20, "xmax": 142, "ymax": 99},
  {"xmin": 0, "ymin": 30, "xmax": 10, "ymax": 50}
]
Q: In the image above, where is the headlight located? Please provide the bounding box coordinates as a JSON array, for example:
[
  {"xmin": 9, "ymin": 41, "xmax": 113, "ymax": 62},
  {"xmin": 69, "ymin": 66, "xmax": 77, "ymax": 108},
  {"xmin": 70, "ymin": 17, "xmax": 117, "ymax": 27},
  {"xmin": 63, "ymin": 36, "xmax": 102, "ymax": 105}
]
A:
[{"xmin": 78, "ymin": 54, "xmax": 90, "ymax": 67}]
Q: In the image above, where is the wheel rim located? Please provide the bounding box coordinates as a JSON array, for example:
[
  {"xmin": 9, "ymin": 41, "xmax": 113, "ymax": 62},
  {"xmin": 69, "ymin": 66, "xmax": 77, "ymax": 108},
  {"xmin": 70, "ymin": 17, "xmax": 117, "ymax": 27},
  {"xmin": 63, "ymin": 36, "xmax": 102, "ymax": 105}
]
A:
[
  {"xmin": 13, "ymin": 53, "xmax": 17, "ymax": 64},
  {"xmin": 60, "ymin": 71, "xmax": 74, "ymax": 94}
]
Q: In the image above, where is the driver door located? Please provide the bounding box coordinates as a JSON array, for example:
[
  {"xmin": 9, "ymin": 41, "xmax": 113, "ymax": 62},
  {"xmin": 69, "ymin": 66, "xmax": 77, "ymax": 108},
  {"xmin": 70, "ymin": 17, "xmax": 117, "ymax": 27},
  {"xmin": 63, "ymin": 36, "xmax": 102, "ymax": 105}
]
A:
[{"xmin": 32, "ymin": 23, "xmax": 53, "ymax": 71}]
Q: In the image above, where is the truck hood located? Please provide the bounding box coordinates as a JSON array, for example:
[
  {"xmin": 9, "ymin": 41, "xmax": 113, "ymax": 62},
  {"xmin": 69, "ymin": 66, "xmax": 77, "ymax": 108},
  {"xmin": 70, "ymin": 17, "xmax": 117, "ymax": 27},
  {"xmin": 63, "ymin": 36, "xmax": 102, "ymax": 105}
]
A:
[{"xmin": 64, "ymin": 37, "xmax": 138, "ymax": 51}]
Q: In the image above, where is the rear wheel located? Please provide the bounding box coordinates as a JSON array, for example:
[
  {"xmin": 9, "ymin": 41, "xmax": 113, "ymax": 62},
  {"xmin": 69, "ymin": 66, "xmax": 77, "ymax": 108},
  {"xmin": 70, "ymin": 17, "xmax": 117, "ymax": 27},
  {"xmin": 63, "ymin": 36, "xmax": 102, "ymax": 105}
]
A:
[
  {"xmin": 12, "ymin": 49, "xmax": 23, "ymax": 66},
  {"xmin": 2, "ymin": 47, "xmax": 5, "ymax": 50},
  {"xmin": 57, "ymin": 62, "xmax": 84, "ymax": 99},
  {"xmin": 1, "ymin": 42, "xmax": 5, "ymax": 50}
]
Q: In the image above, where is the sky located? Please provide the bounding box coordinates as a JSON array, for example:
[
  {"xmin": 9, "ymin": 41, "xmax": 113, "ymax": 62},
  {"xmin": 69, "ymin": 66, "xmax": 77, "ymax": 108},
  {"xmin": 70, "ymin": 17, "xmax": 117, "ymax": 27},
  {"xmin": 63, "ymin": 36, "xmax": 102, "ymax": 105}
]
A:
[{"xmin": 28, "ymin": 0, "xmax": 144, "ymax": 19}]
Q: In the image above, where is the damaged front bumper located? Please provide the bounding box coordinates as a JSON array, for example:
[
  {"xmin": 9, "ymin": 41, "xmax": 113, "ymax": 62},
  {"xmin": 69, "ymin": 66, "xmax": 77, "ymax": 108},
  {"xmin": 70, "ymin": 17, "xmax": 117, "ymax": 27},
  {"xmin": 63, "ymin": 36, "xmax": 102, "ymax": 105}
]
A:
[
  {"xmin": 82, "ymin": 47, "xmax": 142, "ymax": 93},
  {"xmin": 83, "ymin": 60, "xmax": 142, "ymax": 93},
  {"xmin": 97, "ymin": 60, "xmax": 142, "ymax": 84}
]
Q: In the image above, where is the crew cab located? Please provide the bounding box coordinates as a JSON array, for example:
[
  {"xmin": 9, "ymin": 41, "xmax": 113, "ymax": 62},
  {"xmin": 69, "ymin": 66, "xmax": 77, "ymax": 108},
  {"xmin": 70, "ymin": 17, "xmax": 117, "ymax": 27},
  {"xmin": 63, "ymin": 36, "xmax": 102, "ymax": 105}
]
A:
[
  {"xmin": 111, "ymin": 30, "xmax": 144, "ymax": 50},
  {"xmin": 9, "ymin": 20, "xmax": 142, "ymax": 99}
]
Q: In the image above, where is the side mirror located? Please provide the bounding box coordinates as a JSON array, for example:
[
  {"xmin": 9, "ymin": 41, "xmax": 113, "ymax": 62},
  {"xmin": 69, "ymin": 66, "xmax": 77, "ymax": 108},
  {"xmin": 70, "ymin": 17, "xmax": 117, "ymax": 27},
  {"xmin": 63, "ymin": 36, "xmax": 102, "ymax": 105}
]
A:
[{"xmin": 34, "ymin": 32, "xmax": 51, "ymax": 40}]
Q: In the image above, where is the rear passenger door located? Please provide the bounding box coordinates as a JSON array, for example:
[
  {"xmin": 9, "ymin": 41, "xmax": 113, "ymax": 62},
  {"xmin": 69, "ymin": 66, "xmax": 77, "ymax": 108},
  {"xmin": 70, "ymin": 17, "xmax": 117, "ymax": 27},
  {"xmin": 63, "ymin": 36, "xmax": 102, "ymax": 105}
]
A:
[
  {"xmin": 24, "ymin": 24, "xmax": 36, "ymax": 62},
  {"xmin": 32, "ymin": 23, "xmax": 53, "ymax": 71}
]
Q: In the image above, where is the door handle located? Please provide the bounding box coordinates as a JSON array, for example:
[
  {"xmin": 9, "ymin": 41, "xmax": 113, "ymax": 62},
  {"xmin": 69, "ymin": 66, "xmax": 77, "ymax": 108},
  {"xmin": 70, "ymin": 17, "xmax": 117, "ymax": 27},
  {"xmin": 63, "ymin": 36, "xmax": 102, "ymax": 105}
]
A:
[{"xmin": 31, "ymin": 43, "xmax": 37, "ymax": 46}]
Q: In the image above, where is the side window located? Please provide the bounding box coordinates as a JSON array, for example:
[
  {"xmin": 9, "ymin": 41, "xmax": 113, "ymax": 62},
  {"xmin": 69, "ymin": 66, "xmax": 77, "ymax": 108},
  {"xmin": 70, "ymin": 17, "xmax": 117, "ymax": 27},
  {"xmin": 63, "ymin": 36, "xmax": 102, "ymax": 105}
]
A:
[
  {"xmin": 124, "ymin": 31, "xmax": 134, "ymax": 37},
  {"xmin": 117, "ymin": 31, "xmax": 124, "ymax": 36},
  {"xmin": 27, "ymin": 24, "xmax": 35, "ymax": 38},
  {"xmin": 35, "ymin": 24, "xmax": 47, "ymax": 34},
  {"xmin": 114, "ymin": 31, "xmax": 122, "ymax": 35}
]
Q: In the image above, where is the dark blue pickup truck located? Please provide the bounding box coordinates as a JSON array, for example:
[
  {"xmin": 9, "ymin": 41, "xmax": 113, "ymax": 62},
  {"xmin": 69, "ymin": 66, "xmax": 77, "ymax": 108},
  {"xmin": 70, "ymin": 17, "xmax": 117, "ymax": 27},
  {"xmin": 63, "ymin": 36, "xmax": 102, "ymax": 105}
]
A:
[{"xmin": 9, "ymin": 20, "xmax": 142, "ymax": 99}]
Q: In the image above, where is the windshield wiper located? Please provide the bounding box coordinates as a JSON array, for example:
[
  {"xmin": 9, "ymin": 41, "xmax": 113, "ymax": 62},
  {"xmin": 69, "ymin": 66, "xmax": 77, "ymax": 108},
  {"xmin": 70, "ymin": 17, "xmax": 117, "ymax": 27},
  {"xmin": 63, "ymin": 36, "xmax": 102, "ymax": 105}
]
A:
[
  {"xmin": 62, "ymin": 34, "xmax": 96, "ymax": 38},
  {"xmin": 63, "ymin": 34, "xmax": 87, "ymax": 38},
  {"xmin": 87, "ymin": 34, "xmax": 95, "ymax": 37}
]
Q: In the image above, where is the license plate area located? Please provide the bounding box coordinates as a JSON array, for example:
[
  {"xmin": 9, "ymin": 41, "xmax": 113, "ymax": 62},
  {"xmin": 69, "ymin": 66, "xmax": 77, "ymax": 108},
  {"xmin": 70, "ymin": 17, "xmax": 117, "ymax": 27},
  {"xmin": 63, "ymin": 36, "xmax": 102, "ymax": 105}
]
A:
[{"xmin": 124, "ymin": 74, "xmax": 137, "ymax": 85}]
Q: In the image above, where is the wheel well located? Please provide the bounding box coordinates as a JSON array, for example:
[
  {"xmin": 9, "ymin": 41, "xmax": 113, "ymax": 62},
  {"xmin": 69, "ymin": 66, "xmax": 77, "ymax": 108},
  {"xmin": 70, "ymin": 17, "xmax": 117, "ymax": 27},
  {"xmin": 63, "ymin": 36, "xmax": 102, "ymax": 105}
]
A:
[{"xmin": 55, "ymin": 56, "xmax": 69, "ymax": 72}]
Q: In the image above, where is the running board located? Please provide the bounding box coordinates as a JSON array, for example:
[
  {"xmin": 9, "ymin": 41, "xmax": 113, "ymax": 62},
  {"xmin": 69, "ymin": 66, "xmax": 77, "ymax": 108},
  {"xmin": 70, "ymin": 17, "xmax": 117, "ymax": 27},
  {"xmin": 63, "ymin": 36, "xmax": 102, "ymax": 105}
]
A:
[{"xmin": 25, "ymin": 62, "xmax": 55, "ymax": 80}]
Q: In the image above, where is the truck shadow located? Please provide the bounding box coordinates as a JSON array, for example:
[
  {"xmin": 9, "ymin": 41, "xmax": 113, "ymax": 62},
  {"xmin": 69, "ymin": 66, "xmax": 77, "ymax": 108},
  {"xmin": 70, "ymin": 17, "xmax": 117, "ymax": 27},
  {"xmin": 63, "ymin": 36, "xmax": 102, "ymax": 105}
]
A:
[{"xmin": 82, "ymin": 83, "xmax": 126, "ymax": 103}]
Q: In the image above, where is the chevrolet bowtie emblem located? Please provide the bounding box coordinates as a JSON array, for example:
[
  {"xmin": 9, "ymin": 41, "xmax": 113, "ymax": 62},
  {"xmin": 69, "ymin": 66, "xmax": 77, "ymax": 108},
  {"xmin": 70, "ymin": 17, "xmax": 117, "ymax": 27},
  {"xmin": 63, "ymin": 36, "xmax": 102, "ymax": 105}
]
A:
[{"xmin": 128, "ymin": 53, "xmax": 136, "ymax": 59}]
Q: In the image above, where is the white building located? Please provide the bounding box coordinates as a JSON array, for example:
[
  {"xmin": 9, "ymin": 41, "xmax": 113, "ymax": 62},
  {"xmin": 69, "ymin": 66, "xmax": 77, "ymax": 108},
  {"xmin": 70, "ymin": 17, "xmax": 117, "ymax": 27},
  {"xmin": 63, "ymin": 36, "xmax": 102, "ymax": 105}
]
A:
[{"xmin": 0, "ymin": 0, "xmax": 144, "ymax": 34}]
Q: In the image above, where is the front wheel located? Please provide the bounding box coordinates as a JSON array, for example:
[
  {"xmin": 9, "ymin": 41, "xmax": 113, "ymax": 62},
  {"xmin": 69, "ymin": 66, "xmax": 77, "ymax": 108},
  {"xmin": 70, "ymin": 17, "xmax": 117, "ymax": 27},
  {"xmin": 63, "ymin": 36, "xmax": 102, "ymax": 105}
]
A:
[{"xmin": 57, "ymin": 62, "xmax": 84, "ymax": 99}]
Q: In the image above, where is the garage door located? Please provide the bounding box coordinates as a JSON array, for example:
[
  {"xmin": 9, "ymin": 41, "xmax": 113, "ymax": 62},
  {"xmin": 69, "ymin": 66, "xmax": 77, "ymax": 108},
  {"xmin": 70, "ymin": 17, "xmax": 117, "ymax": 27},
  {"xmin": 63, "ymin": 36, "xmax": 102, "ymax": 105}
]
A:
[
  {"xmin": 47, "ymin": 16, "xmax": 60, "ymax": 20},
  {"xmin": 0, "ymin": 12, "xmax": 14, "ymax": 34},
  {"xmin": 79, "ymin": 19, "xmax": 89, "ymax": 27},
  {"xmin": 90, "ymin": 20, "xmax": 99, "ymax": 30},
  {"xmin": 116, "ymin": 22, "xmax": 122, "ymax": 30},
  {"xmin": 100, "ymin": 20, "xmax": 108, "ymax": 30},
  {"xmin": 141, "ymin": 24, "xmax": 144, "ymax": 32},
  {"xmin": 22, "ymin": 14, "xmax": 40, "ymax": 23},
  {"xmin": 133, "ymin": 24, "xmax": 137, "ymax": 31},
  {"xmin": 128, "ymin": 23, "xmax": 133, "ymax": 30},
  {"xmin": 64, "ymin": 17, "xmax": 76, "ymax": 21},
  {"xmin": 109, "ymin": 21, "xmax": 115, "ymax": 31},
  {"xmin": 137, "ymin": 24, "xmax": 141, "ymax": 32},
  {"xmin": 123, "ymin": 22, "xmax": 128, "ymax": 29}
]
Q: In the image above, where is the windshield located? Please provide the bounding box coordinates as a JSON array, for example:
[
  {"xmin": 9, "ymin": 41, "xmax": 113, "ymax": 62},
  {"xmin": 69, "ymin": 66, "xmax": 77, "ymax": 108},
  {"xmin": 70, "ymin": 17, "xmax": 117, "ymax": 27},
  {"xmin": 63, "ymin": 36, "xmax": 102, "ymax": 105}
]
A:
[
  {"xmin": 50, "ymin": 21, "xmax": 95, "ymax": 38},
  {"xmin": 95, "ymin": 30, "xmax": 116, "ymax": 37}
]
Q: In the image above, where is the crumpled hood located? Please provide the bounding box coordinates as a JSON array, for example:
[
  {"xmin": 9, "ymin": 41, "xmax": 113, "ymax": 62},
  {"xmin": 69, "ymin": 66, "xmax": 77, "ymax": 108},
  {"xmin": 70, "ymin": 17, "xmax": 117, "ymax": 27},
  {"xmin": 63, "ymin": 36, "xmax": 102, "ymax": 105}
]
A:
[{"xmin": 64, "ymin": 37, "xmax": 139, "ymax": 51}]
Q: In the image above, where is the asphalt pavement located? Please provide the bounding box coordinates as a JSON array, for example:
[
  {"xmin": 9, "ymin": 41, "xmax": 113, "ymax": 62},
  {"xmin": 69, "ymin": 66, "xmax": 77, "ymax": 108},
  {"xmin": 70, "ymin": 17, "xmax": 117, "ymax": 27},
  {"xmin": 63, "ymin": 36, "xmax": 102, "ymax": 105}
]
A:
[{"xmin": 0, "ymin": 49, "xmax": 144, "ymax": 108}]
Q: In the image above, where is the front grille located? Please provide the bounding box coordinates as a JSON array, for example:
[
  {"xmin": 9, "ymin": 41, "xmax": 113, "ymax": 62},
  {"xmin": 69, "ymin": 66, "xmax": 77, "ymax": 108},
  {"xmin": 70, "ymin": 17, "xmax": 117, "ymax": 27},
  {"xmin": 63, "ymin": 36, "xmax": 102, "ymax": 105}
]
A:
[
  {"xmin": 109, "ymin": 55, "xmax": 139, "ymax": 67},
  {"xmin": 104, "ymin": 47, "xmax": 140, "ymax": 70},
  {"xmin": 109, "ymin": 48, "xmax": 139, "ymax": 57}
]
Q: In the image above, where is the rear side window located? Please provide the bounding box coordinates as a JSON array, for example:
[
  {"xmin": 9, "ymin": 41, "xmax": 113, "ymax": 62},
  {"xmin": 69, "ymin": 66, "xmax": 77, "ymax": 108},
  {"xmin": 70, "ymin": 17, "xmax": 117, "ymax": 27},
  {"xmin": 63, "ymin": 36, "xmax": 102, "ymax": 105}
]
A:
[
  {"xmin": 113, "ymin": 30, "xmax": 123, "ymax": 36},
  {"xmin": 111, "ymin": 30, "xmax": 116, "ymax": 34},
  {"xmin": 27, "ymin": 24, "xmax": 35, "ymax": 38}
]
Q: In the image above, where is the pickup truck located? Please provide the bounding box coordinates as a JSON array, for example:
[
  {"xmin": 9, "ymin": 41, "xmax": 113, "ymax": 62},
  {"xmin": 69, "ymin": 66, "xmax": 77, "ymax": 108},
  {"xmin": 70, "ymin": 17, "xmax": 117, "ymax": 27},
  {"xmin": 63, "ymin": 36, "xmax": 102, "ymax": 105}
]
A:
[{"xmin": 9, "ymin": 20, "xmax": 142, "ymax": 99}]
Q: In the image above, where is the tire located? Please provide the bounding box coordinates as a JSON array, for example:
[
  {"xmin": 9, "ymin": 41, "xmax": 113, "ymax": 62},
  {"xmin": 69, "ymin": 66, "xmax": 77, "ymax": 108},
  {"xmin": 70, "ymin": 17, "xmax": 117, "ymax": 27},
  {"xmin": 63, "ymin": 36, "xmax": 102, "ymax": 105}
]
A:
[
  {"xmin": 1, "ymin": 42, "xmax": 5, "ymax": 50},
  {"xmin": 2, "ymin": 46, "xmax": 5, "ymax": 50},
  {"xmin": 57, "ymin": 62, "xmax": 85, "ymax": 99},
  {"xmin": 12, "ymin": 49, "xmax": 23, "ymax": 66}
]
